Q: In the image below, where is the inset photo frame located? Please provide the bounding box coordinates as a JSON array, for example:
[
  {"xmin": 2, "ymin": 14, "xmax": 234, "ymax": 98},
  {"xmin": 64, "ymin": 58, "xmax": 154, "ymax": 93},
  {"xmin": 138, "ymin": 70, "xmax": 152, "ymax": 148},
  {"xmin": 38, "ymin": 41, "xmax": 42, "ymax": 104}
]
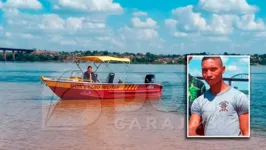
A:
[{"xmin": 187, "ymin": 55, "xmax": 250, "ymax": 138}]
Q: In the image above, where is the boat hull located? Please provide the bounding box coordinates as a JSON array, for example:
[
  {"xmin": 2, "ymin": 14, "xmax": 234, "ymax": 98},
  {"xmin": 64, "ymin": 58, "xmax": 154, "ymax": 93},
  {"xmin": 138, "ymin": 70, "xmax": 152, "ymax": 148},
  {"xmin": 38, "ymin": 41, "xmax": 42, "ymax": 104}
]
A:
[{"xmin": 42, "ymin": 77, "xmax": 163, "ymax": 100}]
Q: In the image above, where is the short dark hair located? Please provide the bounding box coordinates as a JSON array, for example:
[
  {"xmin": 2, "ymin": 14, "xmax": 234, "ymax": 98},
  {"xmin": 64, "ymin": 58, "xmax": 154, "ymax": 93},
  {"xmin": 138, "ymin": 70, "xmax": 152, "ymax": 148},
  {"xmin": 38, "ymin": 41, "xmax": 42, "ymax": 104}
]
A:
[
  {"xmin": 201, "ymin": 56, "xmax": 223, "ymax": 66},
  {"xmin": 87, "ymin": 66, "xmax": 92, "ymax": 69}
]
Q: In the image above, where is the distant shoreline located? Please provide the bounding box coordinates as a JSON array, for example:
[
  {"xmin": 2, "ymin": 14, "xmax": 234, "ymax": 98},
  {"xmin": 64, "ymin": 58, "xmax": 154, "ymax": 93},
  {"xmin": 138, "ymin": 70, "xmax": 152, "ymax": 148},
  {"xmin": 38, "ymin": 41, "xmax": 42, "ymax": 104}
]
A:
[
  {"xmin": 1, "ymin": 51, "xmax": 266, "ymax": 65},
  {"xmin": 0, "ymin": 61, "xmax": 265, "ymax": 66}
]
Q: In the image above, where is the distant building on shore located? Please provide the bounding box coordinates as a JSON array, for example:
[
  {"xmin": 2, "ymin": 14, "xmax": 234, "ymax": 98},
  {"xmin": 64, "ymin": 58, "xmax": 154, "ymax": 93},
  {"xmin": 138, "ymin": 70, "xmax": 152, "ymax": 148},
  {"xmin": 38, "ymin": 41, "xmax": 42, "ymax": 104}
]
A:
[{"xmin": 32, "ymin": 50, "xmax": 58, "ymax": 55}]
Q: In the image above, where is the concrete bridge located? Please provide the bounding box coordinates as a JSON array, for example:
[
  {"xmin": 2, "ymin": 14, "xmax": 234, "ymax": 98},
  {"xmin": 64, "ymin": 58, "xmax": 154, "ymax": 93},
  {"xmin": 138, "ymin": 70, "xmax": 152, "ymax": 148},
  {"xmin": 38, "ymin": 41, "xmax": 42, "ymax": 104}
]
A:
[{"xmin": 0, "ymin": 47, "xmax": 35, "ymax": 61}]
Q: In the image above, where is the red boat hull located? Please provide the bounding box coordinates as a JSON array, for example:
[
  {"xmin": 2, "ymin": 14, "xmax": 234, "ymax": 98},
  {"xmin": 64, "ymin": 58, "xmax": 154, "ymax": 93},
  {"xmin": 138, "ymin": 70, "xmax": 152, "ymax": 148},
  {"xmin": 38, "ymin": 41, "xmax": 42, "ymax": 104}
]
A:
[{"xmin": 42, "ymin": 78, "xmax": 163, "ymax": 100}]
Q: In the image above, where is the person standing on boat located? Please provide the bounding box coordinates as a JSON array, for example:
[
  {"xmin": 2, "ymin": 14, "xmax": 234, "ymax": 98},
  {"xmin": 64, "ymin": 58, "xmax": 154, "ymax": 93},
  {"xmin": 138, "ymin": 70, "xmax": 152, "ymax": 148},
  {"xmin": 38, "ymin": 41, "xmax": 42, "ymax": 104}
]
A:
[
  {"xmin": 188, "ymin": 56, "xmax": 206, "ymax": 135},
  {"xmin": 189, "ymin": 56, "xmax": 249, "ymax": 136},
  {"xmin": 83, "ymin": 66, "xmax": 100, "ymax": 83}
]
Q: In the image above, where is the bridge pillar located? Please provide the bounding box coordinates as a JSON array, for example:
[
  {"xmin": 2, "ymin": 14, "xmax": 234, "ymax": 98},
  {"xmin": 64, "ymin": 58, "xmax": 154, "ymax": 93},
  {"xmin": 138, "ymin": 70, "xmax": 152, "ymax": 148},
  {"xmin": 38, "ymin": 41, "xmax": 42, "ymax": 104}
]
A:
[
  {"xmin": 3, "ymin": 50, "xmax": 6, "ymax": 61},
  {"xmin": 12, "ymin": 50, "xmax": 16, "ymax": 61}
]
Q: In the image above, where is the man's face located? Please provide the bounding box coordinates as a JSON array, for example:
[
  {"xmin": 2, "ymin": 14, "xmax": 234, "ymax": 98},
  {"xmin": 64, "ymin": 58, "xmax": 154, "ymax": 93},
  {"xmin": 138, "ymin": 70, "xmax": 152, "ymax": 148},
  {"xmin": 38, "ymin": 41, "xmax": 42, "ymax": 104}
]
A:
[
  {"xmin": 88, "ymin": 67, "xmax": 92, "ymax": 73},
  {"xmin": 202, "ymin": 58, "xmax": 225, "ymax": 86}
]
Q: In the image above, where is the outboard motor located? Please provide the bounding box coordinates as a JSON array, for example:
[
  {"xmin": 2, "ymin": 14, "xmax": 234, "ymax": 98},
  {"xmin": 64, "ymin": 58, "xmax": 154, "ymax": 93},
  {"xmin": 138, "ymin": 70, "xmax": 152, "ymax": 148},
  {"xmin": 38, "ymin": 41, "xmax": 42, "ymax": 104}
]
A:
[
  {"xmin": 106, "ymin": 73, "xmax": 115, "ymax": 83},
  {"xmin": 145, "ymin": 74, "xmax": 156, "ymax": 83}
]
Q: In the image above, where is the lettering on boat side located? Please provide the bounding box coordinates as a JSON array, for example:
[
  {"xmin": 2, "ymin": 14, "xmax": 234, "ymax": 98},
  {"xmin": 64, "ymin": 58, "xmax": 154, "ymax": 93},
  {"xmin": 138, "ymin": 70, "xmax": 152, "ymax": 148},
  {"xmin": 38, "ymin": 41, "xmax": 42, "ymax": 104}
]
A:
[
  {"xmin": 70, "ymin": 84, "xmax": 120, "ymax": 90},
  {"xmin": 102, "ymin": 85, "xmax": 120, "ymax": 90},
  {"xmin": 71, "ymin": 84, "xmax": 100, "ymax": 90}
]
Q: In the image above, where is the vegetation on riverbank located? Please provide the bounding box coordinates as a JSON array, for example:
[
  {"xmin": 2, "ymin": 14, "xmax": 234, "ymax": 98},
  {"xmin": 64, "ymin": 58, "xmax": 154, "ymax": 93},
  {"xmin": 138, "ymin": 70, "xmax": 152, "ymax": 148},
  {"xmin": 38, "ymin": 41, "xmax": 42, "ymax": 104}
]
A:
[{"xmin": 0, "ymin": 50, "xmax": 266, "ymax": 65}]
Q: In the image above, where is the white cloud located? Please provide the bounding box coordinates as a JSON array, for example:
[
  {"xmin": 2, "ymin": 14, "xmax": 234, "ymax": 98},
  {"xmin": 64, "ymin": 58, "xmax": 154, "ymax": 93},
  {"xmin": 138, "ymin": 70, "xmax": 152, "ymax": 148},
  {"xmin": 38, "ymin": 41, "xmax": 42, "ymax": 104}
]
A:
[
  {"xmin": 96, "ymin": 36, "xmax": 111, "ymax": 41},
  {"xmin": 3, "ymin": 8, "xmax": 42, "ymax": 31},
  {"xmin": 39, "ymin": 14, "xmax": 65, "ymax": 31},
  {"xmin": 8, "ymin": 12, "xmax": 106, "ymax": 33},
  {"xmin": 0, "ymin": 7, "xmax": 164, "ymax": 53},
  {"xmin": 128, "ymin": 16, "xmax": 160, "ymax": 40},
  {"xmin": 1, "ymin": 1, "xmax": 265, "ymax": 54},
  {"xmin": 137, "ymin": 29, "xmax": 158, "ymax": 39},
  {"xmin": 0, "ymin": 8, "xmax": 115, "ymax": 51},
  {"xmin": 0, "ymin": 39, "xmax": 14, "ymax": 47},
  {"xmin": 3, "ymin": 8, "xmax": 106, "ymax": 36},
  {"xmin": 58, "ymin": 0, "xmax": 86, "ymax": 10},
  {"xmin": 207, "ymin": 36, "xmax": 230, "ymax": 42},
  {"xmin": 66, "ymin": 17, "xmax": 106, "ymax": 31},
  {"xmin": 236, "ymin": 14, "xmax": 265, "ymax": 31},
  {"xmin": 120, "ymin": 26, "xmax": 158, "ymax": 40},
  {"xmin": 116, "ymin": 26, "xmax": 164, "ymax": 53},
  {"xmin": 3, "ymin": 8, "xmax": 20, "ymax": 17},
  {"xmin": 227, "ymin": 65, "xmax": 237, "ymax": 71},
  {"xmin": 174, "ymin": 31, "xmax": 188, "ymax": 37},
  {"xmin": 50, "ymin": 35, "xmax": 63, "ymax": 43},
  {"xmin": 57, "ymin": 0, "xmax": 123, "ymax": 14},
  {"xmin": 204, "ymin": 14, "xmax": 235, "ymax": 36},
  {"xmin": 21, "ymin": 33, "xmax": 35, "ymax": 39},
  {"xmin": 198, "ymin": 0, "xmax": 258, "ymax": 14},
  {"xmin": 131, "ymin": 17, "xmax": 158, "ymax": 29},
  {"xmin": 65, "ymin": 17, "xmax": 85, "ymax": 31},
  {"xmin": 5, "ymin": 32, "xmax": 12, "ymax": 38},
  {"xmin": 170, "ymin": 6, "xmax": 237, "ymax": 36},
  {"xmin": 60, "ymin": 40, "xmax": 77, "ymax": 46},
  {"xmin": 85, "ymin": 22, "xmax": 105, "ymax": 29},
  {"xmin": 191, "ymin": 56, "xmax": 203, "ymax": 60},
  {"xmin": 133, "ymin": 11, "xmax": 148, "ymax": 16},
  {"xmin": 189, "ymin": 68, "xmax": 202, "ymax": 76},
  {"xmin": 2, "ymin": 0, "xmax": 43, "ymax": 10},
  {"xmin": 221, "ymin": 56, "xmax": 229, "ymax": 64},
  {"xmin": 112, "ymin": 13, "xmax": 163, "ymax": 53},
  {"xmin": 168, "ymin": 4, "xmax": 266, "ymax": 38},
  {"xmin": 239, "ymin": 57, "xmax": 250, "ymax": 63},
  {"xmin": 53, "ymin": 5, "xmax": 60, "ymax": 10},
  {"xmin": 165, "ymin": 19, "xmax": 178, "ymax": 31},
  {"xmin": 172, "ymin": 5, "xmax": 207, "ymax": 32},
  {"xmin": 256, "ymin": 32, "xmax": 266, "ymax": 37}
]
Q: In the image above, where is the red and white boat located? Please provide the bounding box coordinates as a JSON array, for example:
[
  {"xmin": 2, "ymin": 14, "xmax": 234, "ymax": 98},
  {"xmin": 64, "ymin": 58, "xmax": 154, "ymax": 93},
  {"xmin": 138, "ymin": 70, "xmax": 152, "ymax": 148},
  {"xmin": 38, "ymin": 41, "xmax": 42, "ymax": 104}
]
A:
[{"xmin": 41, "ymin": 56, "xmax": 163, "ymax": 100}]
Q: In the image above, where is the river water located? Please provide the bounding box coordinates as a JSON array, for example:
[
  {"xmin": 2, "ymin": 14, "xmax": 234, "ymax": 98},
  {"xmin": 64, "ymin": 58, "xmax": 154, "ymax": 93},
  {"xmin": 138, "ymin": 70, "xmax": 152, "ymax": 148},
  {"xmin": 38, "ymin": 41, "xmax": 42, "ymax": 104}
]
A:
[{"xmin": 0, "ymin": 62, "xmax": 266, "ymax": 150}]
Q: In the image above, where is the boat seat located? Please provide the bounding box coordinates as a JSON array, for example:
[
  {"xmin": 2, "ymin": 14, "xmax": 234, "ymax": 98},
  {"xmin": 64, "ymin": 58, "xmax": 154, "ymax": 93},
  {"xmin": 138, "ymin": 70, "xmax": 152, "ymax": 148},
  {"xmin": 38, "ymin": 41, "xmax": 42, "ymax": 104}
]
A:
[
  {"xmin": 83, "ymin": 73, "xmax": 99, "ymax": 83},
  {"xmin": 106, "ymin": 73, "xmax": 115, "ymax": 83},
  {"xmin": 94, "ymin": 74, "xmax": 99, "ymax": 83}
]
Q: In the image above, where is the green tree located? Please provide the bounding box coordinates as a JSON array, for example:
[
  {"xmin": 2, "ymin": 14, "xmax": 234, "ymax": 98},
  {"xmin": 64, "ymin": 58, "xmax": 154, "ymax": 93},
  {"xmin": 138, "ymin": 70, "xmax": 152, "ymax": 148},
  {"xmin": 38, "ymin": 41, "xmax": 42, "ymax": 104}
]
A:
[{"xmin": 103, "ymin": 50, "xmax": 109, "ymax": 55}]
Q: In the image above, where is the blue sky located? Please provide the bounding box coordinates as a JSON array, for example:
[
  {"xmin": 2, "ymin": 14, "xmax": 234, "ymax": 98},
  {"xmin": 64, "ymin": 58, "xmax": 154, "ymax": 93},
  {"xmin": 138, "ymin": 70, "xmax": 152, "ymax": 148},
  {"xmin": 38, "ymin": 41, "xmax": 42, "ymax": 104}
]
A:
[
  {"xmin": 188, "ymin": 56, "xmax": 249, "ymax": 90},
  {"xmin": 0, "ymin": 0, "xmax": 266, "ymax": 54}
]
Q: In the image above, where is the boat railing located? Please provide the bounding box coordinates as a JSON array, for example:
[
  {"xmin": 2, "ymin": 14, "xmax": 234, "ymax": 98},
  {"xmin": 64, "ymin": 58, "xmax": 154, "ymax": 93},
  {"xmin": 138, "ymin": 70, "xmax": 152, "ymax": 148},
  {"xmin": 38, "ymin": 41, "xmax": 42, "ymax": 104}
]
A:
[
  {"xmin": 195, "ymin": 76, "xmax": 249, "ymax": 85},
  {"xmin": 195, "ymin": 73, "xmax": 249, "ymax": 94}
]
